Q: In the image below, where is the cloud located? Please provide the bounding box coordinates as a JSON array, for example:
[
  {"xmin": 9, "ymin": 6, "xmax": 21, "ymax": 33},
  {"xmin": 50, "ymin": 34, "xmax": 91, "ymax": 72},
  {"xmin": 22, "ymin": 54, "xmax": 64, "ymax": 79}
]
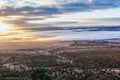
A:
[
  {"xmin": 0, "ymin": 0, "xmax": 120, "ymax": 17},
  {"xmin": 29, "ymin": 26, "xmax": 120, "ymax": 32},
  {"xmin": 0, "ymin": 0, "xmax": 120, "ymax": 35},
  {"xmin": 60, "ymin": 0, "xmax": 120, "ymax": 12}
]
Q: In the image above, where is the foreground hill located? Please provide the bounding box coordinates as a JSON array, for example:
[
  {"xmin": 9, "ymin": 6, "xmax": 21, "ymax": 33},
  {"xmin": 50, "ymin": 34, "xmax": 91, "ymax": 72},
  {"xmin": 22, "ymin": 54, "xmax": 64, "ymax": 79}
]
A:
[{"xmin": 0, "ymin": 39, "xmax": 120, "ymax": 79}]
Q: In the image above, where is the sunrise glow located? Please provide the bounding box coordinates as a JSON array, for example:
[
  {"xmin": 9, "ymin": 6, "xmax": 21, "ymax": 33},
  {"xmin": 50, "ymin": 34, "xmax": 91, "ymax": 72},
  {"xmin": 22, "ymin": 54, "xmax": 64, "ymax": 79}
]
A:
[
  {"xmin": 0, "ymin": 0, "xmax": 119, "ymax": 42},
  {"xmin": 0, "ymin": 21, "xmax": 11, "ymax": 33}
]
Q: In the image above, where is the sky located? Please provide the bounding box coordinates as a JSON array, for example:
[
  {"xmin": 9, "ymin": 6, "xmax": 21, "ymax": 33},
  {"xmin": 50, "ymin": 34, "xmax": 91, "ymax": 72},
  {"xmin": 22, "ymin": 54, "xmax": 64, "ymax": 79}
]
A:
[{"xmin": 0, "ymin": 0, "xmax": 120, "ymax": 42}]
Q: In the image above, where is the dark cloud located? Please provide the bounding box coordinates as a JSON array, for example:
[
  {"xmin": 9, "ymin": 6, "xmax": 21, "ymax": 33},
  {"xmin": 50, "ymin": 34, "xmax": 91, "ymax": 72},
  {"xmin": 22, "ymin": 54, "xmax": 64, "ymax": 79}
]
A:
[
  {"xmin": 60, "ymin": 0, "xmax": 120, "ymax": 12},
  {"xmin": 0, "ymin": 0, "xmax": 120, "ymax": 17},
  {"xmin": 19, "ymin": 26, "xmax": 120, "ymax": 32},
  {"xmin": 94, "ymin": 18, "xmax": 120, "ymax": 21},
  {"xmin": 0, "ymin": 6, "xmax": 62, "ymax": 17}
]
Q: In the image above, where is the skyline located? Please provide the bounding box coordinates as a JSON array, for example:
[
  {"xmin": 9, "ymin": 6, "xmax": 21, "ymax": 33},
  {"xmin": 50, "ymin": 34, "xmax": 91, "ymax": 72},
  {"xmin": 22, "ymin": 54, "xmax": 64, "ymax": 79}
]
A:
[{"xmin": 0, "ymin": 0, "xmax": 120, "ymax": 42}]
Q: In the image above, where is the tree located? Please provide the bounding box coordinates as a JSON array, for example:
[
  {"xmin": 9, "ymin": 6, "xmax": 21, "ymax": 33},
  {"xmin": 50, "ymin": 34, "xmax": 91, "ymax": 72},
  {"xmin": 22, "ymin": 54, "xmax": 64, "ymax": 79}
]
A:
[{"xmin": 31, "ymin": 67, "xmax": 53, "ymax": 80}]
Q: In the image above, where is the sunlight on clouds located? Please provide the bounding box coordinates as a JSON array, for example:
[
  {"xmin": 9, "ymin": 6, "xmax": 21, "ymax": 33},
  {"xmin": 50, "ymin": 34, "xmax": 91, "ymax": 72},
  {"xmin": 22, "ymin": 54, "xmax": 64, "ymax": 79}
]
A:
[
  {"xmin": 9, "ymin": 0, "xmax": 57, "ymax": 8},
  {"xmin": 0, "ymin": 0, "xmax": 57, "ymax": 9},
  {"xmin": 0, "ymin": 21, "xmax": 11, "ymax": 33},
  {"xmin": 27, "ymin": 0, "xmax": 57, "ymax": 5},
  {"xmin": 0, "ymin": 0, "xmax": 120, "ymax": 42},
  {"xmin": 72, "ymin": 8, "xmax": 120, "ymax": 19},
  {"xmin": 0, "ymin": 0, "xmax": 8, "ymax": 8}
]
